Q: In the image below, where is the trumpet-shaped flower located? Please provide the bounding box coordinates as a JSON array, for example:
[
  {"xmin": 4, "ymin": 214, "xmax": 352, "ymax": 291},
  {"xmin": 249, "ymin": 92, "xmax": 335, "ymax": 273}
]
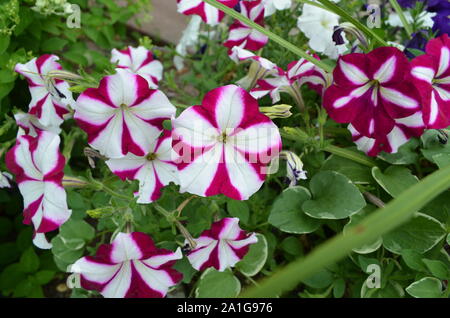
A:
[
  {"xmin": 223, "ymin": 0, "xmax": 268, "ymax": 52},
  {"xmin": 262, "ymin": 0, "xmax": 292, "ymax": 17},
  {"xmin": 5, "ymin": 131, "xmax": 71, "ymax": 249},
  {"xmin": 172, "ymin": 85, "xmax": 282, "ymax": 200},
  {"xmin": 297, "ymin": 4, "xmax": 347, "ymax": 59},
  {"xmin": 186, "ymin": 218, "xmax": 257, "ymax": 271},
  {"xmin": 281, "ymin": 151, "xmax": 307, "ymax": 186},
  {"xmin": 70, "ymin": 232, "xmax": 183, "ymax": 298},
  {"xmin": 177, "ymin": 0, "xmax": 238, "ymax": 25},
  {"xmin": 74, "ymin": 69, "xmax": 176, "ymax": 159},
  {"xmin": 106, "ymin": 131, "xmax": 179, "ymax": 204},
  {"xmin": 411, "ymin": 34, "xmax": 450, "ymax": 129},
  {"xmin": 323, "ymin": 47, "xmax": 423, "ymax": 141},
  {"xmin": 15, "ymin": 54, "xmax": 75, "ymax": 128},
  {"xmin": 111, "ymin": 46, "xmax": 163, "ymax": 89}
]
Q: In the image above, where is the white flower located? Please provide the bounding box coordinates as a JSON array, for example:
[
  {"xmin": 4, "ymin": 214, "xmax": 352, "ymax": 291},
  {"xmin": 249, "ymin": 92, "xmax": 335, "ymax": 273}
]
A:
[
  {"xmin": 263, "ymin": 0, "xmax": 292, "ymax": 17},
  {"xmin": 297, "ymin": 4, "xmax": 347, "ymax": 59},
  {"xmin": 174, "ymin": 16, "xmax": 203, "ymax": 71},
  {"xmin": 387, "ymin": 11, "xmax": 436, "ymax": 29},
  {"xmin": 0, "ymin": 172, "xmax": 12, "ymax": 188}
]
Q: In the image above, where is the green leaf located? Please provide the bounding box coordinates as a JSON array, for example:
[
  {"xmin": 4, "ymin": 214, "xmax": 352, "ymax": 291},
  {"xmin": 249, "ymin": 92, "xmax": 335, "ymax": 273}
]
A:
[
  {"xmin": 301, "ymin": 269, "xmax": 334, "ymax": 289},
  {"xmin": 382, "ymin": 213, "xmax": 446, "ymax": 254},
  {"xmin": 406, "ymin": 277, "xmax": 443, "ymax": 298},
  {"xmin": 35, "ymin": 270, "xmax": 56, "ymax": 285},
  {"xmin": 173, "ymin": 256, "xmax": 196, "ymax": 284},
  {"xmin": 432, "ymin": 153, "xmax": 450, "ymax": 169},
  {"xmin": 0, "ymin": 263, "xmax": 26, "ymax": 292},
  {"xmin": 227, "ymin": 200, "xmax": 249, "ymax": 225},
  {"xmin": 280, "ymin": 236, "xmax": 303, "ymax": 257},
  {"xmin": 268, "ymin": 186, "xmax": 320, "ymax": 233},
  {"xmin": 59, "ymin": 219, "xmax": 95, "ymax": 241},
  {"xmin": 333, "ymin": 278, "xmax": 346, "ymax": 298},
  {"xmin": 0, "ymin": 242, "xmax": 20, "ymax": 265},
  {"xmin": 422, "ymin": 259, "xmax": 449, "ymax": 280},
  {"xmin": 236, "ymin": 233, "xmax": 268, "ymax": 277},
  {"xmin": 41, "ymin": 38, "xmax": 69, "ymax": 52},
  {"xmin": 302, "ymin": 171, "xmax": 366, "ymax": 219},
  {"xmin": 378, "ymin": 138, "xmax": 420, "ymax": 165},
  {"xmin": 343, "ymin": 205, "xmax": 382, "ymax": 254},
  {"xmin": 321, "ymin": 154, "xmax": 372, "ymax": 184},
  {"xmin": 0, "ymin": 216, "xmax": 13, "ymax": 238},
  {"xmin": 0, "ymin": 35, "xmax": 10, "ymax": 54},
  {"xmin": 19, "ymin": 247, "xmax": 40, "ymax": 273},
  {"xmin": 372, "ymin": 166, "xmax": 418, "ymax": 198},
  {"xmin": 51, "ymin": 236, "xmax": 84, "ymax": 270},
  {"xmin": 195, "ymin": 268, "xmax": 241, "ymax": 298},
  {"xmin": 401, "ymin": 249, "xmax": 427, "ymax": 272}
]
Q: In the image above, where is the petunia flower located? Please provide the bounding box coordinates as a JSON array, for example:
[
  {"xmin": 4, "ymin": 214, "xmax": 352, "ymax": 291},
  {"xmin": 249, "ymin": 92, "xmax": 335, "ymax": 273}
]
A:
[
  {"xmin": 411, "ymin": 34, "xmax": 450, "ymax": 129},
  {"xmin": 297, "ymin": 4, "xmax": 348, "ymax": 59},
  {"xmin": 177, "ymin": 0, "xmax": 239, "ymax": 25},
  {"xmin": 223, "ymin": 0, "xmax": 269, "ymax": 52},
  {"xmin": 70, "ymin": 232, "xmax": 183, "ymax": 298},
  {"xmin": 386, "ymin": 11, "xmax": 436, "ymax": 29},
  {"xmin": 281, "ymin": 151, "xmax": 307, "ymax": 186},
  {"xmin": 174, "ymin": 15, "xmax": 203, "ymax": 71},
  {"xmin": 14, "ymin": 111, "xmax": 61, "ymax": 137},
  {"xmin": 262, "ymin": 0, "xmax": 292, "ymax": 17},
  {"xmin": 348, "ymin": 111, "xmax": 425, "ymax": 156},
  {"xmin": 0, "ymin": 171, "xmax": 12, "ymax": 188},
  {"xmin": 5, "ymin": 131, "xmax": 71, "ymax": 249},
  {"xmin": 230, "ymin": 46, "xmax": 279, "ymax": 89},
  {"xmin": 74, "ymin": 69, "xmax": 176, "ymax": 159},
  {"xmin": 105, "ymin": 131, "xmax": 179, "ymax": 204},
  {"xmin": 186, "ymin": 218, "xmax": 258, "ymax": 272},
  {"xmin": 111, "ymin": 46, "xmax": 163, "ymax": 89},
  {"xmin": 15, "ymin": 54, "xmax": 75, "ymax": 128},
  {"xmin": 172, "ymin": 84, "xmax": 282, "ymax": 200},
  {"xmin": 323, "ymin": 47, "xmax": 424, "ymax": 142}
]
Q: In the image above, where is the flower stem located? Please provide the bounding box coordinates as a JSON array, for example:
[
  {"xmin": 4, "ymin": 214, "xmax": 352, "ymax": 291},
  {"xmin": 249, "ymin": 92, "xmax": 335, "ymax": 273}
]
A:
[
  {"xmin": 201, "ymin": 0, "xmax": 333, "ymax": 73},
  {"xmin": 389, "ymin": 0, "xmax": 413, "ymax": 36},
  {"xmin": 241, "ymin": 163, "xmax": 450, "ymax": 297},
  {"xmin": 323, "ymin": 145, "xmax": 377, "ymax": 167}
]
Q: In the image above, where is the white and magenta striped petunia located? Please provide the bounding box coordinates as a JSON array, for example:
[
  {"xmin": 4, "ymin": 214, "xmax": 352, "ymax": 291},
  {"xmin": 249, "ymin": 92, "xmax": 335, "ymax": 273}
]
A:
[
  {"xmin": 177, "ymin": 0, "xmax": 239, "ymax": 25},
  {"xmin": 223, "ymin": 0, "xmax": 269, "ymax": 52},
  {"xmin": 70, "ymin": 232, "xmax": 183, "ymax": 298},
  {"xmin": 323, "ymin": 47, "xmax": 423, "ymax": 141},
  {"xmin": 106, "ymin": 131, "xmax": 179, "ymax": 204},
  {"xmin": 172, "ymin": 85, "xmax": 282, "ymax": 200},
  {"xmin": 74, "ymin": 69, "xmax": 176, "ymax": 159},
  {"xmin": 348, "ymin": 111, "xmax": 424, "ymax": 156},
  {"xmin": 15, "ymin": 54, "xmax": 75, "ymax": 128},
  {"xmin": 14, "ymin": 112, "xmax": 61, "ymax": 138},
  {"xmin": 111, "ymin": 46, "xmax": 163, "ymax": 89},
  {"xmin": 411, "ymin": 34, "xmax": 450, "ymax": 129},
  {"xmin": 186, "ymin": 218, "xmax": 258, "ymax": 272},
  {"xmin": 5, "ymin": 131, "xmax": 71, "ymax": 249}
]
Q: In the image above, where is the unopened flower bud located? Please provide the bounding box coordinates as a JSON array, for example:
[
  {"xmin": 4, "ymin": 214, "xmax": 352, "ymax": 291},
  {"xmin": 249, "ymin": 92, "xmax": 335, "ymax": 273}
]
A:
[
  {"xmin": 260, "ymin": 104, "xmax": 293, "ymax": 119},
  {"xmin": 280, "ymin": 151, "xmax": 307, "ymax": 186}
]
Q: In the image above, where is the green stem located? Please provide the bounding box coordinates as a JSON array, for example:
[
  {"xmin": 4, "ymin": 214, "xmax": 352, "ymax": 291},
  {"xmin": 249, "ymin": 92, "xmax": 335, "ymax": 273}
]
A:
[
  {"xmin": 241, "ymin": 163, "xmax": 450, "ymax": 298},
  {"xmin": 201, "ymin": 0, "xmax": 333, "ymax": 73},
  {"xmin": 324, "ymin": 145, "xmax": 377, "ymax": 167},
  {"xmin": 317, "ymin": 0, "xmax": 389, "ymax": 47},
  {"xmin": 89, "ymin": 179, "xmax": 132, "ymax": 201},
  {"xmin": 389, "ymin": 0, "xmax": 413, "ymax": 36}
]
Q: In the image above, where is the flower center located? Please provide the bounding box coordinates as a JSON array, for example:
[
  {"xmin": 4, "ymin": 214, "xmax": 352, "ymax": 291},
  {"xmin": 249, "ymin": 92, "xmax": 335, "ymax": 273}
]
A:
[
  {"xmin": 146, "ymin": 152, "xmax": 157, "ymax": 161},
  {"xmin": 218, "ymin": 132, "xmax": 228, "ymax": 143},
  {"xmin": 120, "ymin": 103, "xmax": 128, "ymax": 110}
]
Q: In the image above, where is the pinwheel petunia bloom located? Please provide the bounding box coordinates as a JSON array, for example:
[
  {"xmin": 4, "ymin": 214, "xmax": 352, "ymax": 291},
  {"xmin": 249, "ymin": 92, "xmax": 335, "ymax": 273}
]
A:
[
  {"xmin": 15, "ymin": 54, "xmax": 75, "ymax": 128},
  {"xmin": 177, "ymin": 0, "xmax": 239, "ymax": 25},
  {"xmin": 106, "ymin": 131, "xmax": 179, "ymax": 204},
  {"xmin": 111, "ymin": 46, "xmax": 163, "ymax": 89},
  {"xmin": 186, "ymin": 218, "xmax": 258, "ymax": 272},
  {"xmin": 74, "ymin": 69, "xmax": 176, "ymax": 159},
  {"xmin": 223, "ymin": 0, "xmax": 268, "ymax": 52},
  {"xmin": 323, "ymin": 47, "xmax": 424, "ymax": 143},
  {"xmin": 411, "ymin": 34, "xmax": 450, "ymax": 129},
  {"xmin": 70, "ymin": 232, "xmax": 183, "ymax": 298},
  {"xmin": 5, "ymin": 131, "xmax": 71, "ymax": 249},
  {"xmin": 172, "ymin": 84, "xmax": 282, "ymax": 200}
]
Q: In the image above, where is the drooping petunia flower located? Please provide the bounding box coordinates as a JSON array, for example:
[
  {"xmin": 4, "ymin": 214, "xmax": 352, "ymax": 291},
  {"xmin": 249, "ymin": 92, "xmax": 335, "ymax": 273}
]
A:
[
  {"xmin": 111, "ymin": 46, "xmax": 163, "ymax": 89},
  {"xmin": 74, "ymin": 69, "xmax": 176, "ymax": 159},
  {"xmin": 323, "ymin": 47, "xmax": 424, "ymax": 142},
  {"xmin": 177, "ymin": 0, "xmax": 239, "ymax": 25},
  {"xmin": 186, "ymin": 218, "xmax": 258, "ymax": 272},
  {"xmin": 348, "ymin": 111, "xmax": 425, "ymax": 156},
  {"xmin": 5, "ymin": 131, "xmax": 71, "ymax": 249},
  {"xmin": 262, "ymin": 0, "xmax": 292, "ymax": 17},
  {"xmin": 411, "ymin": 34, "xmax": 450, "ymax": 129},
  {"xmin": 70, "ymin": 232, "xmax": 183, "ymax": 298},
  {"xmin": 172, "ymin": 84, "xmax": 282, "ymax": 200},
  {"xmin": 223, "ymin": 0, "xmax": 269, "ymax": 52},
  {"xmin": 14, "ymin": 111, "xmax": 61, "ymax": 138},
  {"xmin": 15, "ymin": 54, "xmax": 75, "ymax": 128},
  {"xmin": 297, "ymin": 4, "xmax": 348, "ymax": 59},
  {"xmin": 106, "ymin": 131, "xmax": 179, "ymax": 204}
]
